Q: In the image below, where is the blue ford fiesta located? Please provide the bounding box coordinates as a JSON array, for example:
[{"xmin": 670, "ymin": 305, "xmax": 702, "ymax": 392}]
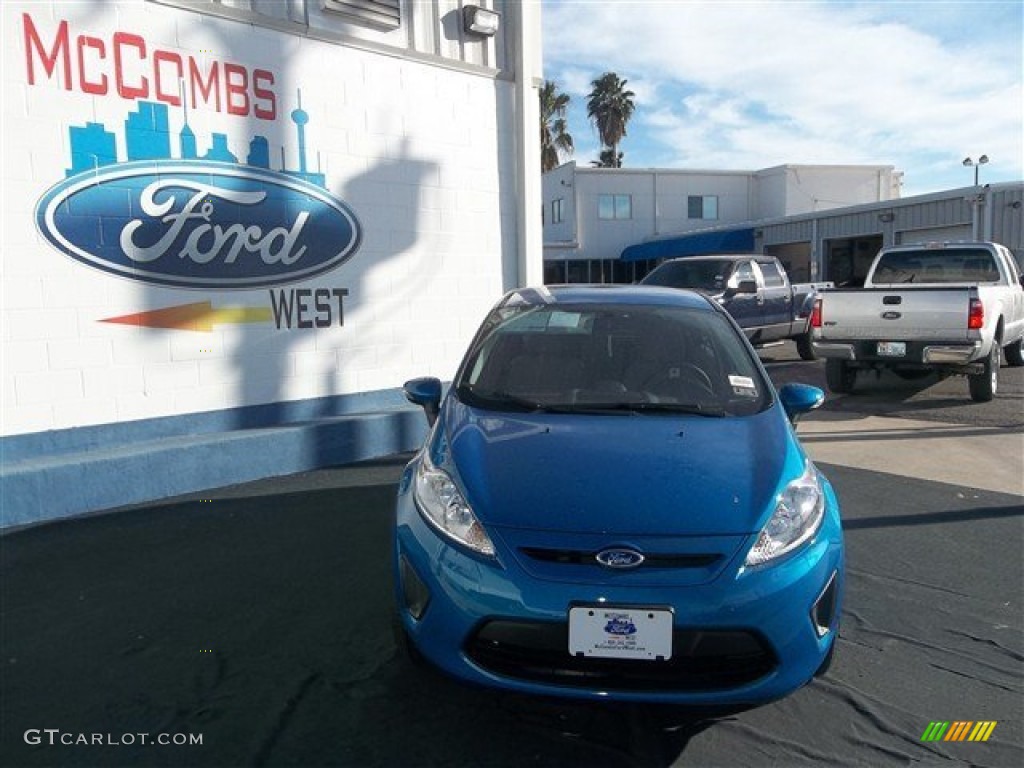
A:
[{"xmin": 394, "ymin": 285, "xmax": 843, "ymax": 706}]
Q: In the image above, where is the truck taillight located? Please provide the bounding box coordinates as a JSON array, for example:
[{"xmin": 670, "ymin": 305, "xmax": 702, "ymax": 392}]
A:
[
  {"xmin": 968, "ymin": 298, "xmax": 984, "ymax": 330},
  {"xmin": 810, "ymin": 298, "xmax": 823, "ymax": 328}
]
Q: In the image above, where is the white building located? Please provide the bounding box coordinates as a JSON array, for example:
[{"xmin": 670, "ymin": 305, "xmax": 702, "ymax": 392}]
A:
[
  {"xmin": 542, "ymin": 162, "xmax": 902, "ymax": 283},
  {"xmin": 1, "ymin": 0, "xmax": 542, "ymax": 526}
]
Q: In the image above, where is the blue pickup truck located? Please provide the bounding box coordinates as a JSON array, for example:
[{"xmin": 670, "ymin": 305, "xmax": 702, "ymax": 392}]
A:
[{"xmin": 641, "ymin": 254, "xmax": 829, "ymax": 360}]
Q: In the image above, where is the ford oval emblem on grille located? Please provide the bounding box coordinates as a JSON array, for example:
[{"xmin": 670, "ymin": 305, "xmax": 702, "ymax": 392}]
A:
[
  {"xmin": 881, "ymin": 311, "xmax": 902, "ymax": 320},
  {"xmin": 595, "ymin": 548, "xmax": 645, "ymax": 569}
]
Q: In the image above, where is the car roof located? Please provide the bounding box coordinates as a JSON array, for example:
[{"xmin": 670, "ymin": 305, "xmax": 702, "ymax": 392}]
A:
[{"xmin": 501, "ymin": 284, "xmax": 715, "ymax": 311}]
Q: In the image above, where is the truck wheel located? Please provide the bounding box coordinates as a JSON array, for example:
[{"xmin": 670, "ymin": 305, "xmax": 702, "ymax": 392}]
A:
[
  {"xmin": 825, "ymin": 359, "xmax": 856, "ymax": 394},
  {"xmin": 968, "ymin": 343, "xmax": 1000, "ymax": 402},
  {"xmin": 1004, "ymin": 336, "xmax": 1024, "ymax": 367},
  {"xmin": 795, "ymin": 333, "xmax": 817, "ymax": 361}
]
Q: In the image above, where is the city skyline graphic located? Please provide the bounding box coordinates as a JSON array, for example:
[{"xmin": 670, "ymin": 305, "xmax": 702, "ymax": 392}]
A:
[{"xmin": 66, "ymin": 91, "xmax": 326, "ymax": 188}]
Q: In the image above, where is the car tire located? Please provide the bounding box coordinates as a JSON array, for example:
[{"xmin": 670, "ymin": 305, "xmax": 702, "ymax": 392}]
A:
[
  {"xmin": 968, "ymin": 342, "xmax": 1000, "ymax": 402},
  {"xmin": 825, "ymin": 359, "xmax": 856, "ymax": 394},
  {"xmin": 1004, "ymin": 336, "xmax": 1024, "ymax": 367},
  {"xmin": 795, "ymin": 333, "xmax": 817, "ymax": 361}
]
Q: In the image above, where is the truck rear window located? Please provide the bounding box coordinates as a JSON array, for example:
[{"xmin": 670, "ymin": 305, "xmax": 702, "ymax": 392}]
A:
[{"xmin": 871, "ymin": 248, "xmax": 1000, "ymax": 284}]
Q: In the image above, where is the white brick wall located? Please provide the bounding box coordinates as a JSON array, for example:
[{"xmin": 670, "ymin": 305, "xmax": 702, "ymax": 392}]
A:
[{"xmin": 2, "ymin": 0, "xmax": 520, "ymax": 437}]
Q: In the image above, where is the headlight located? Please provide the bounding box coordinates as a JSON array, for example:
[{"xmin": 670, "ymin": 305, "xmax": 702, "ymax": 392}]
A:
[
  {"xmin": 413, "ymin": 454, "xmax": 495, "ymax": 557},
  {"xmin": 745, "ymin": 460, "xmax": 825, "ymax": 567}
]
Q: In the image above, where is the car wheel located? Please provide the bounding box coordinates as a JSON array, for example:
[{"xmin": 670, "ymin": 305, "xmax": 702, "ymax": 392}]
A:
[
  {"xmin": 795, "ymin": 333, "xmax": 817, "ymax": 361},
  {"xmin": 825, "ymin": 359, "xmax": 856, "ymax": 394},
  {"xmin": 1004, "ymin": 336, "xmax": 1024, "ymax": 367},
  {"xmin": 968, "ymin": 342, "xmax": 1000, "ymax": 402}
]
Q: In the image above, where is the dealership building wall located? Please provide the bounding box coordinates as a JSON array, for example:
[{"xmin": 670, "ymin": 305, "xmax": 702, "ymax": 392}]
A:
[
  {"xmin": 0, "ymin": 0, "xmax": 542, "ymax": 527},
  {"xmin": 543, "ymin": 162, "xmax": 1022, "ymax": 286},
  {"xmin": 542, "ymin": 162, "xmax": 902, "ymax": 283}
]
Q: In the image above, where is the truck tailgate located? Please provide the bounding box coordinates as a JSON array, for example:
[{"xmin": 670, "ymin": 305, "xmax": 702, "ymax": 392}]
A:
[{"xmin": 817, "ymin": 287, "xmax": 973, "ymax": 341}]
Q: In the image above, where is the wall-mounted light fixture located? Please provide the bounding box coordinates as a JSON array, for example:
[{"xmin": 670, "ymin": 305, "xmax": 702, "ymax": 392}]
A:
[
  {"xmin": 463, "ymin": 5, "xmax": 500, "ymax": 37},
  {"xmin": 962, "ymin": 155, "xmax": 989, "ymax": 185},
  {"xmin": 878, "ymin": 212, "xmax": 895, "ymax": 223}
]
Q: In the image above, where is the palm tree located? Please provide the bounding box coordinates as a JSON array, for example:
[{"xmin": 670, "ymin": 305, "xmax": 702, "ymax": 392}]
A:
[
  {"xmin": 586, "ymin": 72, "xmax": 635, "ymax": 167},
  {"xmin": 591, "ymin": 148, "xmax": 623, "ymax": 168},
  {"xmin": 540, "ymin": 80, "xmax": 574, "ymax": 172}
]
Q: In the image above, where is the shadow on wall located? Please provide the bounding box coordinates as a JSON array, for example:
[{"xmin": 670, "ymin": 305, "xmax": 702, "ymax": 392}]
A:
[{"xmin": 120, "ymin": 11, "xmax": 442, "ymax": 466}]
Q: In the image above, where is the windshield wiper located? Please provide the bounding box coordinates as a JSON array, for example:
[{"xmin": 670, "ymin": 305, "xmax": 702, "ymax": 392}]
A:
[
  {"xmin": 458, "ymin": 386, "xmax": 727, "ymax": 417},
  {"xmin": 552, "ymin": 401, "xmax": 727, "ymax": 417},
  {"xmin": 457, "ymin": 385, "xmax": 549, "ymax": 412}
]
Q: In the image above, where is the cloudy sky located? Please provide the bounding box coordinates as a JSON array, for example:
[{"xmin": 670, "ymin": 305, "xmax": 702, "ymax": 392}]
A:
[{"xmin": 541, "ymin": 0, "xmax": 1023, "ymax": 196}]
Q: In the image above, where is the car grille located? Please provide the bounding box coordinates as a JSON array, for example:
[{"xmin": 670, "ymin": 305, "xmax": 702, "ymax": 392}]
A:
[
  {"xmin": 520, "ymin": 547, "xmax": 721, "ymax": 569},
  {"xmin": 465, "ymin": 620, "xmax": 777, "ymax": 692}
]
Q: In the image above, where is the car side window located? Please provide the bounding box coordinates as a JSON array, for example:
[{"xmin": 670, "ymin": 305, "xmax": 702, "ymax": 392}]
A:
[
  {"xmin": 729, "ymin": 261, "xmax": 755, "ymax": 288},
  {"xmin": 756, "ymin": 261, "xmax": 785, "ymax": 288},
  {"xmin": 999, "ymin": 249, "xmax": 1020, "ymax": 284}
]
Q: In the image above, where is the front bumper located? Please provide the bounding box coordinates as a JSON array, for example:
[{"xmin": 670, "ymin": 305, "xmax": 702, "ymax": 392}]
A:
[{"xmin": 393, "ymin": 466, "xmax": 845, "ymax": 705}]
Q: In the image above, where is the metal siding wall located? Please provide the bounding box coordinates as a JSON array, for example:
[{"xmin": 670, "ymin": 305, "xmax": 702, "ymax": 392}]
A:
[
  {"xmin": 818, "ymin": 212, "xmax": 881, "ymax": 239},
  {"xmin": 990, "ymin": 188, "xmax": 1023, "ymax": 252},
  {"xmin": 763, "ymin": 220, "xmax": 813, "ymax": 245},
  {"xmin": 896, "ymin": 198, "xmax": 973, "ymax": 232}
]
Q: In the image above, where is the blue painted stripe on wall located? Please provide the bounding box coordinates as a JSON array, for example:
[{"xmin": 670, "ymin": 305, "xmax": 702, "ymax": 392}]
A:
[
  {"xmin": 1, "ymin": 388, "xmax": 413, "ymax": 463},
  {"xmin": 1, "ymin": 388, "xmax": 432, "ymax": 530}
]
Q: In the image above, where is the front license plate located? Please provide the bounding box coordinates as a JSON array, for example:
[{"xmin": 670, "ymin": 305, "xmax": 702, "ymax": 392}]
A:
[
  {"xmin": 568, "ymin": 605, "xmax": 673, "ymax": 660},
  {"xmin": 877, "ymin": 341, "xmax": 906, "ymax": 357}
]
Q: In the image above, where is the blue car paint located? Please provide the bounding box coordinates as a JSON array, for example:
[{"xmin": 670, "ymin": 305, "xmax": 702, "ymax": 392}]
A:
[
  {"xmin": 394, "ymin": 286, "xmax": 843, "ymax": 705},
  {"xmin": 445, "ymin": 401, "xmax": 790, "ymax": 536}
]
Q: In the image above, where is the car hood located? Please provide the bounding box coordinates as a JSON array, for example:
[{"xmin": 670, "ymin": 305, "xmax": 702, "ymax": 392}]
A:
[{"xmin": 439, "ymin": 398, "xmax": 803, "ymax": 536}]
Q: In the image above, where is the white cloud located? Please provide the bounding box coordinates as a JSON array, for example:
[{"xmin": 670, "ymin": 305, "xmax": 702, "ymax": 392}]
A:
[{"xmin": 542, "ymin": 0, "xmax": 1023, "ymax": 193}]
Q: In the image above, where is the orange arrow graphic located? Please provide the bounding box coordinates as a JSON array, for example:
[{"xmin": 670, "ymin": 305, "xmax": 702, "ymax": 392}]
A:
[{"xmin": 100, "ymin": 302, "xmax": 272, "ymax": 332}]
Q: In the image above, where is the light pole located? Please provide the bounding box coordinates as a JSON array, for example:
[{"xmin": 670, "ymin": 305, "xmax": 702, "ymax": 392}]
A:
[{"xmin": 962, "ymin": 155, "xmax": 989, "ymax": 185}]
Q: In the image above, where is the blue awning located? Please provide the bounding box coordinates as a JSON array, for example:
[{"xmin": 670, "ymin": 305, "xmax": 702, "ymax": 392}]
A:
[{"xmin": 620, "ymin": 228, "xmax": 755, "ymax": 262}]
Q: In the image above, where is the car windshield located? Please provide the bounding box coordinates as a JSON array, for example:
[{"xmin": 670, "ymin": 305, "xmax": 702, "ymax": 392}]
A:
[
  {"xmin": 456, "ymin": 303, "xmax": 769, "ymax": 417},
  {"xmin": 871, "ymin": 248, "xmax": 1001, "ymax": 284},
  {"xmin": 641, "ymin": 260, "xmax": 733, "ymax": 291}
]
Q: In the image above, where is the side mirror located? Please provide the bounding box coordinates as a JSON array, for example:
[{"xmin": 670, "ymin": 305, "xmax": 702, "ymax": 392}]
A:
[
  {"xmin": 778, "ymin": 383, "xmax": 825, "ymax": 425},
  {"xmin": 404, "ymin": 377, "xmax": 442, "ymax": 426}
]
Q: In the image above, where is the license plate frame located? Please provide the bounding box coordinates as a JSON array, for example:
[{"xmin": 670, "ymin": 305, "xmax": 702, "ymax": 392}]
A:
[
  {"xmin": 568, "ymin": 604, "xmax": 673, "ymax": 660},
  {"xmin": 877, "ymin": 341, "xmax": 906, "ymax": 357}
]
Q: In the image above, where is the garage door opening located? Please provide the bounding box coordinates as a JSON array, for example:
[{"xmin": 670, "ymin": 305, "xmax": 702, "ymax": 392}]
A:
[
  {"xmin": 764, "ymin": 242, "xmax": 812, "ymax": 283},
  {"xmin": 825, "ymin": 235, "xmax": 883, "ymax": 287}
]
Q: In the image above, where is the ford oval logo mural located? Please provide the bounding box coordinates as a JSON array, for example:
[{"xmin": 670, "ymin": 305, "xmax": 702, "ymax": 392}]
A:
[
  {"xmin": 595, "ymin": 548, "xmax": 645, "ymax": 569},
  {"xmin": 35, "ymin": 160, "xmax": 362, "ymax": 289}
]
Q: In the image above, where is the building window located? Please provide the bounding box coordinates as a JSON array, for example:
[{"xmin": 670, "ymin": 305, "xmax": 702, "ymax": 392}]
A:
[
  {"xmin": 551, "ymin": 198, "xmax": 565, "ymax": 224},
  {"xmin": 155, "ymin": 1, "xmax": 399, "ymax": 30},
  {"xmin": 321, "ymin": 0, "xmax": 401, "ymax": 29},
  {"xmin": 688, "ymin": 195, "xmax": 718, "ymax": 220},
  {"xmin": 598, "ymin": 194, "xmax": 632, "ymax": 220}
]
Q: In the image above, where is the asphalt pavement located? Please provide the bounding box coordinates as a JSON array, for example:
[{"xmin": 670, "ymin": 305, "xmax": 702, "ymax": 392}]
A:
[{"xmin": 2, "ymin": 345, "xmax": 1022, "ymax": 768}]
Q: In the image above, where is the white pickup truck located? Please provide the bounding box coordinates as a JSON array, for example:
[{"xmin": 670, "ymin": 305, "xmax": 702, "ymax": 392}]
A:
[{"xmin": 811, "ymin": 241, "xmax": 1024, "ymax": 402}]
